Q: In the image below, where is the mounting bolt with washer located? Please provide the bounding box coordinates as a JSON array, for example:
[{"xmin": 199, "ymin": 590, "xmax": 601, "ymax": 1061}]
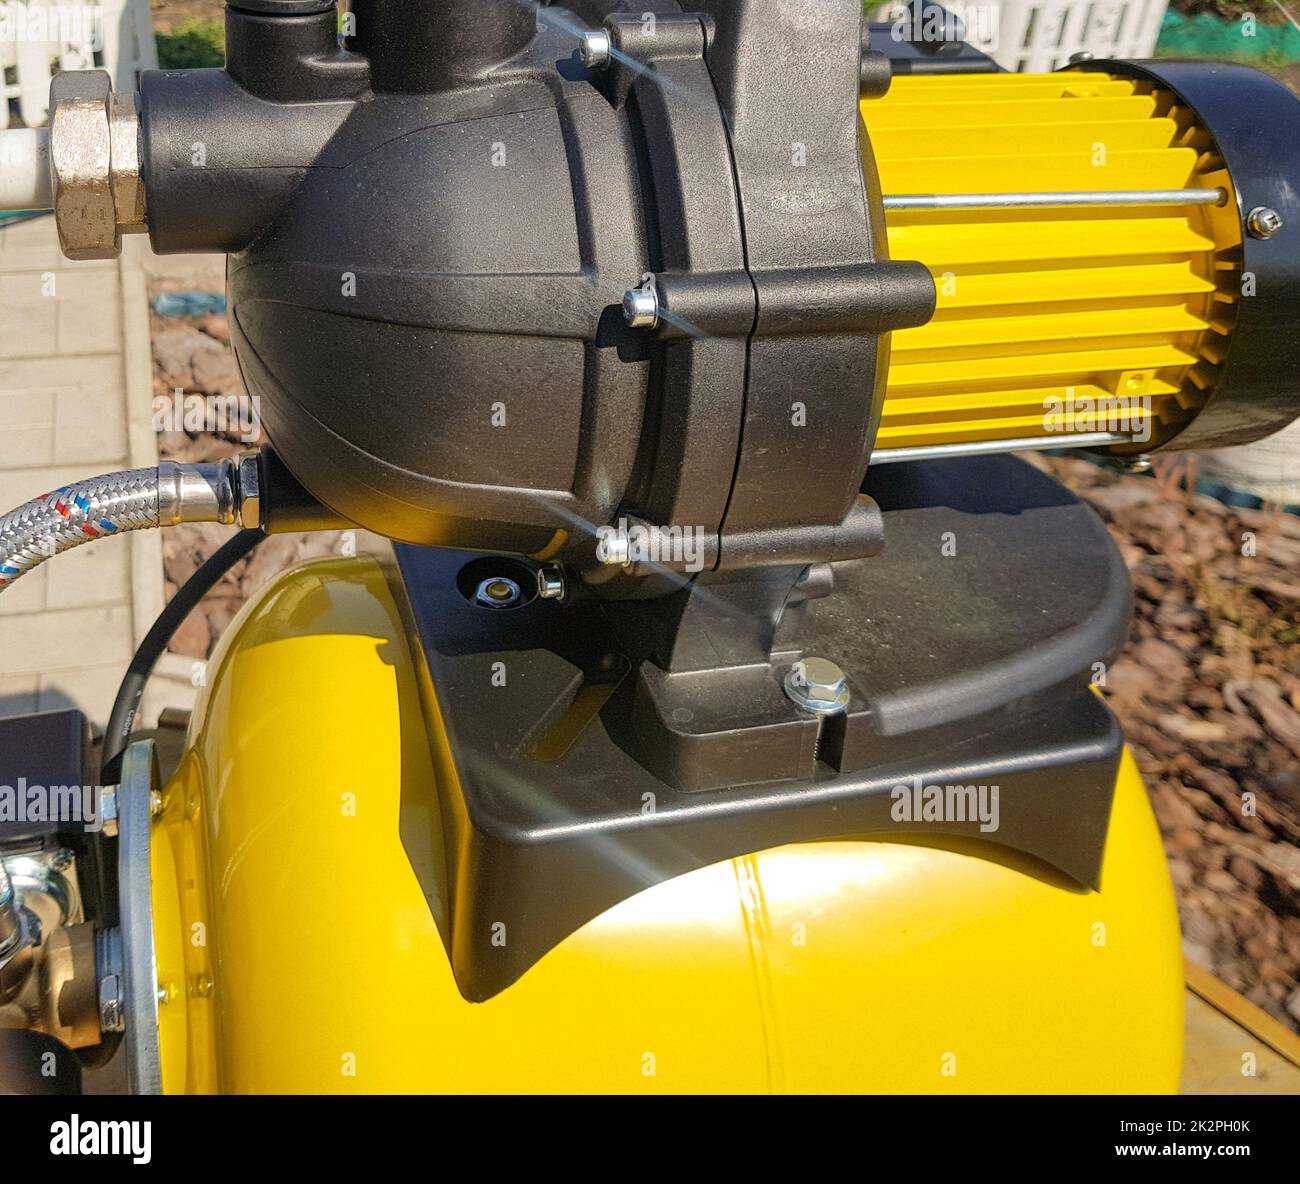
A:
[
  {"xmin": 784, "ymin": 657, "xmax": 851, "ymax": 715},
  {"xmin": 622, "ymin": 285, "xmax": 660, "ymax": 330},
  {"xmin": 1246, "ymin": 206, "xmax": 1283, "ymax": 240},
  {"xmin": 578, "ymin": 29, "xmax": 611, "ymax": 69},
  {"xmin": 536, "ymin": 566, "xmax": 565, "ymax": 601}
]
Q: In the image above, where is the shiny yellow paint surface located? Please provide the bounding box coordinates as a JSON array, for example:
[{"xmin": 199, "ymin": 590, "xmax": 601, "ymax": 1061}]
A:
[
  {"xmin": 868, "ymin": 73, "xmax": 1244, "ymax": 451},
  {"xmin": 150, "ymin": 557, "xmax": 1183, "ymax": 1093}
]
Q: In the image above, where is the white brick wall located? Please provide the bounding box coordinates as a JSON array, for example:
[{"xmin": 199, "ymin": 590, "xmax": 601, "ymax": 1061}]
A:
[{"xmin": 0, "ymin": 215, "xmax": 159, "ymax": 726}]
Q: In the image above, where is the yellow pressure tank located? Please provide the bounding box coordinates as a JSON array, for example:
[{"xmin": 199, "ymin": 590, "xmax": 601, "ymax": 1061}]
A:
[{"xmin": 148, "ymin": 557, "xmax": 1184, "ymax": 1094}]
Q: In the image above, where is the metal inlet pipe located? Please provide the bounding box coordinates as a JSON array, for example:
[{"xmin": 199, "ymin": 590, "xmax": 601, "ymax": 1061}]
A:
[
  {"xmin": 882, "ymin": 188, "xmax": 1228, "ymax": 212},
  {"xmin": 0, "ymin": 128, "xmax": 52, "ymax": 211}
]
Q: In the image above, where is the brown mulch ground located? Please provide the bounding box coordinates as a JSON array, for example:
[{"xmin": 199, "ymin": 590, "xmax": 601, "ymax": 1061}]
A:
[
  {"xmin": 150, "ymin": 313, "xmax": 346, "ymax": 658},
  {"xmin": 152, "ymin": 312, "xmax": 1300, "ymax": 1032},
  {"xmin": 1029, "ymin": 453, "xmax": 1300, "ymax": 1032}
]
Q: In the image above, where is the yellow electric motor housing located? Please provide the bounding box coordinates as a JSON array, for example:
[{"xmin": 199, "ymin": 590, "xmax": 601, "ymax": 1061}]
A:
[{"xmin": 869, "ymin": 71, "xmax": 1245, "ymax": 457}]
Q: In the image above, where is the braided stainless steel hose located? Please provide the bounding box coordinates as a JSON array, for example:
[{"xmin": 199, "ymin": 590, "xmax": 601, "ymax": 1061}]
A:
[{"xmin": 0, "ymin": 458, "xmax": 257, "ymax": 593}]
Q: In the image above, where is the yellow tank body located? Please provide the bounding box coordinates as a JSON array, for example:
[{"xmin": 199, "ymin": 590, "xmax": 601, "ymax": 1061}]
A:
[
  {"xmin": 149, "ymin": 556, "xmax": 1184, "ymax": 1093},
  {"xmin": 870, "ymin": 73, "xmax": 1244, "ymax": 453}
]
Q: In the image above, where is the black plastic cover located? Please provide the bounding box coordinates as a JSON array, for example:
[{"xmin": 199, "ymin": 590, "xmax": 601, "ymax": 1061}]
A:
[{"xmin": 395, "ymin": 455, "xmax": 1132, "ymax": 1000}]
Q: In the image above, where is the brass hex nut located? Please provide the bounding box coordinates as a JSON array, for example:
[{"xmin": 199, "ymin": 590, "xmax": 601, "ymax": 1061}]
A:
[
  {"xmin": 48, "ymin": 70, "xmax": 116, "ymax": 260},
  {"xmin": 108, "ymin": 91, "xmax": 147, "ymax": 231}
]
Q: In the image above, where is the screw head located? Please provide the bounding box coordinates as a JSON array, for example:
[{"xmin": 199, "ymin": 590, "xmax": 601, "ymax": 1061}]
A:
[
  {"xmin": 1068, "ymin": 51, "xmax": 1094, "ymax": 63},
  {"xmin": 579, "ymin": 30, "xmax": 611, "ymax": 69},
  {"xmin": 475, "ymin": 577, "xmax": 523, "ymax": 609},
  {"xmin": 1246, "ymin": 206, "xmax": 1283, "ymax": 240},
  {"xmin": 622, "ymin": 286, "xmax": 659, "ymax": 330},
  {"xmin": 100, "ymin": 784, "xmax": 120, "ymax": 838},
  {"xmin": 784, "ymin": 657, "xmax": 850, "ymax": 715}
]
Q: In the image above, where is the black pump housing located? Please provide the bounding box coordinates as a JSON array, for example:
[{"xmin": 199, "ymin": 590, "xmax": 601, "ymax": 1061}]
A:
[
  {"xmin": 123, "ymin": 3, "xmax": 1170, "ymax": 1007},
  {"xmin": 137, "ymin": 0, "xmax": 934, "ymax": 570}
]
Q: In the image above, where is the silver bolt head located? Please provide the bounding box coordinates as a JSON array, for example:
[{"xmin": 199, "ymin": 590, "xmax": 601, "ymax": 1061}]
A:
[
  {"xmin": 536, "ymin": 565, "xmax": 565, "ymax": 600},
  {"xmin": 579, "ymin": 29, "xmax": 611, "ymax": 68},
  {"xmin": 1125, "ymin": 453, "xmax": 1153, "ymax": 474},
  {"xmin": 1246, "ymin": 206, "xmax": 1283, "ymax": 240},
  {"xmin": 1068, "ymin": 51, "xmax": 1094, "ymax": 63},
  {"xmin": 100, "ymin": 784, "xmax": 120, "ymax": 838},
  {"xmin": 98, "ymin": 974, "xmax": 125, "ymax": 1033},
  {"xmin": 784, "ymin": 657, "xmax": 850, "ymax": 715},
  {"xmin": 623, "ymin": 286, "xmax": 660, "ymax": 330},
  {"xmin": 475, "ymin": 576, "xmax": 523, "ymax": 609}
]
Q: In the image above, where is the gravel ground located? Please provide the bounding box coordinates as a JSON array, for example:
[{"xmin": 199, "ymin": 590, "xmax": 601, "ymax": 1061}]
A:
[{"xmin": 153, "ymin": 312, "xmax": 1300, "ymax": 1032}]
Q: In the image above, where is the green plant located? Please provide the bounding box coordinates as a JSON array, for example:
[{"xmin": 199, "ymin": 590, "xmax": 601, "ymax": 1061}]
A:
[{"xmin": 155, "ymin": 18, "xmax": 225, "ymax": 70}]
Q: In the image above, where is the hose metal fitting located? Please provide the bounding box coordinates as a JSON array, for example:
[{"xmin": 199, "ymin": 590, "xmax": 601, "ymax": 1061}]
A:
[
  {"xmin": 157, "ymin": 459, "xmax": 240, "ymax": 527},
  {"xmin": 0, "ymin": 455, "xmax": 262, "ymax": 594}
]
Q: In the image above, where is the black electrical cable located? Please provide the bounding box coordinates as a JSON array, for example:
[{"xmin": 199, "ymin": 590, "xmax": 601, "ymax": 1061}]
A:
[{"xmin": 101, "ymin": 528, "xmax": 263, "ymax": 782}]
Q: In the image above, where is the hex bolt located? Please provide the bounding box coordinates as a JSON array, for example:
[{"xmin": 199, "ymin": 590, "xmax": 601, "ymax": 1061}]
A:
[
  {"xmin": 99, "ymin": 784, "xmax": 119, "ymax": 838},
  {"xmin": 536, "ymin": 565, "xmax": 566, "ymax": 600},
  {"xmin": 95, "ymin": 927, "xmax": 125, "ymax": 1034},
  {"xmin": 475, "ymin": 576, "xmax": 523, "ymax": 609},
  {"xmin": 622, "ymin": 285, "xmax": 660, "ymax": 330},
  {"xmin": 784, "ymin": 657, "xmax": 851, "ymax": 715},
  {"xmin": 579, "ymin": 29, "xmax": 612, "ymax": 69},
  {"xmin": 1246, "ymin": 206, "xmax": 1283, "ymax": 240},
  {"xmin": 98, "ymin": 976, "xmax": 125, "ymax": 1033}
]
